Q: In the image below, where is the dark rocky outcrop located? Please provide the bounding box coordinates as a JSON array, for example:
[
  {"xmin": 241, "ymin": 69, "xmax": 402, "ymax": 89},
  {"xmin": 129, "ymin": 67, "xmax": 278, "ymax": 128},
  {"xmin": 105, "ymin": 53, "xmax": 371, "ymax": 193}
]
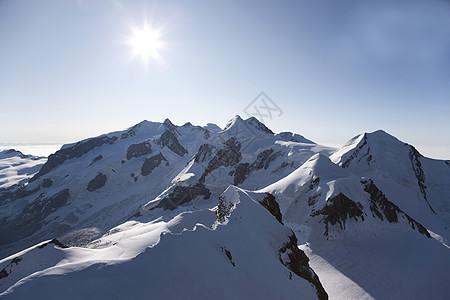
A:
[
  {"xmin": 155, "ymin": 183, "xmax": 211, "ymax": 210},
  {"xmin": 279, "ymin": 233, "xmax": 328, "ymax": 300},
  {"xmin": 220, "ymin": 246, "xmax": 235, "ymax": 267},
  {"xmin": 362, "ymin": 179, "xmax": 430, "ymax": 237},
  {"xmin": 216, "ymin": 195, "xmax": 235, "ymax": 223},
  {"xmin": 90, "ymin": 154, "xmax": 103, "ymax": 166},
  {"xmin": 194, "ymin": 144, "xmax": 215, "ymax": 163},
  {"xmin": 0, "ymin": 185, "xmax": 40, "ymax": 206},
  {"xmin": 126, "ymin": 142, "xmax": 152, "ymax": 160},
  {"xmin": 232, "ymin": 148, "xmax": 281, "ymax": 185},
  {"xmin": 162, "ymin": 118, "xmax": 179, "ymax": 134},
  {"xmin": 341, "ymin": 134, "xmax": 368, "ymax": 168},
  {"xmin": 232, "ymin": 163, "xmax": 250, "ymax": 186},
  {"xmin": 408, "ymin": 146, "xmax": 436, "ymax": 214},
  {"xmin": 245, "ymin": 117, "xmax": 274, "ymax": 135},
  {"xmin": 252, "ymin": 149, "xmax": 281, "ymax": 170},
  {"xmin": 200, "ymin": 138, "xmax": 242, "ymax": 183},
  {"xmin": 312, "ymin": 193, "xmax": 364, "ymax": 237},
  {"xmin": 31, "ymin": 136, "xmax": 117, "ymax": 181},
  {"xmin": 307, "ymin": 178, "xmax": 321, "ymax": 206},
  {"xmin": 37, "ymin": 238, "xmax": 67, "ymax": 249},
  {"xmin": 308, "ymin": 177, "xmax": 320, "ymax": 191},
  {"xmin": 87, "ymin": 173, "xmax": 107, "ymax": 192},
  {"xmin": 156, "ymin": 130, "xmax": 188, "ymax": 157},
  {"xmin": 0, "ymin": 256, "xmax": 22, "ymax": 280},
  {"xmin": 0, "ymin": 189, "xmax": 70, "ymax": 245},
  {"xmin": 41, "ymin": 178, "xmax": 53, "ymax": 188},
  {"xmin": 121, "ymin": 121, "xmax": 145, "ymax": 139},
  {"xmin": 259, "ymin": 193, "xmax": 283, "ymax": 224},
  {"xmin": 141, "ymin": 153, "xmax": 168, "ymax": 176}
]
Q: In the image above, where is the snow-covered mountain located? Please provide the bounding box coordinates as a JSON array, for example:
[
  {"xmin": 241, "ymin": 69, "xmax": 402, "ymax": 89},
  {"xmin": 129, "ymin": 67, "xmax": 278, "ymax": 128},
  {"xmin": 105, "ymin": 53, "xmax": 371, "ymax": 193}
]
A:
[
  {"xmin": 0, "ymin": 149, "xmax": 46, "ymax": 190},
  {"xmin": 0, "ymin": 116, "xmax": 449, "ymax": 299}
]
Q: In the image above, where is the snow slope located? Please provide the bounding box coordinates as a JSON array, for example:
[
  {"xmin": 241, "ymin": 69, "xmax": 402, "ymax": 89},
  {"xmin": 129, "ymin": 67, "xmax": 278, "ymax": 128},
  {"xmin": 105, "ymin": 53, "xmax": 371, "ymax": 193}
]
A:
[
  {"xmin": 0, "ymin": 186, "xmax": 326, "ymax": 299},
  {"xmin": 0, "ymin": 150, "xmax": 46, "ymax": 189}
]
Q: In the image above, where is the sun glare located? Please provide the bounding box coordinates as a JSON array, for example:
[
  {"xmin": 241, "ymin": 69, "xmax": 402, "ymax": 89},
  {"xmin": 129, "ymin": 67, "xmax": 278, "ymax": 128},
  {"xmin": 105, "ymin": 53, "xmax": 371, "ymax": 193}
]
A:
[{"xmin": 128, "ymin": 25, "xmax": 163, "ymax": 66}]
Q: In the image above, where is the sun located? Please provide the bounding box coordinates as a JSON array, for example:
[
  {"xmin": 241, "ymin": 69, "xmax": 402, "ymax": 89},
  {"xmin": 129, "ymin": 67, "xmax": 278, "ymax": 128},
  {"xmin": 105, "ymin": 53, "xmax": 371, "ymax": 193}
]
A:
[{"xmin": 127, "ymin": 25, "xmax": 163, "ymax": 66}]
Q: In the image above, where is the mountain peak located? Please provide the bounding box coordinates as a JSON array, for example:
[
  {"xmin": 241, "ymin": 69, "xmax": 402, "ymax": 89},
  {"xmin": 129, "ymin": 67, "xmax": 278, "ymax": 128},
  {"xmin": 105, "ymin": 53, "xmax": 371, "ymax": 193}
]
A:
[
  {"xmin": 363, "ymin": 130, "xmax": 401, "ymax": 145},
  {"xmin": 277, "ymin": 132, "xmax": 315, "ymax": 144},
  {"xmin": 244, "ymin": 117, "xmax": 274, "ymax": 134},
  {"xmin": 162, "ymin": 118, "xmax": 178, "ymax": 134},
  {"xmin": 222, "ymin": 115, "xmax": 274, "ymax": 136},
  {"xmin": 223, "ymin": 115, "xmax": 244, "ymax": 131}
]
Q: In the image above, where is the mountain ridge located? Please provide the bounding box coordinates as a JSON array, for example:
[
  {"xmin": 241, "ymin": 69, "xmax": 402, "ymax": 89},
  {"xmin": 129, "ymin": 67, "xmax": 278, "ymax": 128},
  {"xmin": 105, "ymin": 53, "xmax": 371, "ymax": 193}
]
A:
[{"xmin": 0, "ymin": 116, "xmax": 449, "ymax": 299}]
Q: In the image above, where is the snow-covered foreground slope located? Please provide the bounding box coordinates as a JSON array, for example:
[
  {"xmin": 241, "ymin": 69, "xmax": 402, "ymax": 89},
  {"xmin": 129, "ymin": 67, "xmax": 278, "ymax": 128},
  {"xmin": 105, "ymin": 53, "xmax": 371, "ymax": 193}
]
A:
[
  {"xmin": 1, "ymin": 116, "xmax": 449, "ymax": 299},
  {"xmin": 0, "ymin": 150, "xmax": 46, "ymax": 189},
  {"xmin": 0, "ymin": 186, "xmax": 327, "ymax": 299}
]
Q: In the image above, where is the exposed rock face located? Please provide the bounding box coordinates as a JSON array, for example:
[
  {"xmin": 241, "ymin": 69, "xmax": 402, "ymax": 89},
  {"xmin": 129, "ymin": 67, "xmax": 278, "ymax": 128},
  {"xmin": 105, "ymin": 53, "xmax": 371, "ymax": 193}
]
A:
[
  {"xmin": 141, "ymin": 153, "xmax": 168, "ymax": 176},
  {"xmin": 307, "ymin": 177, "xmax": 321, "ymax": 206},
  {"xmin": 0, "ymin": 185, "xmax": 40, "ymax": 206},
  {"xmin": 279, "ymin": 234, "xmax": 328, "ymax": 300},
  {"xmin": 41, "ymin": 178, "xmax": 53, "ymax": 188},
  {"xmin": 232, "ymin": 148, "xmax": 281, "ymax": 185},
  {"xmin": 200, "ymin": 138, "xmax": 242, "ymax": 183},
  {"xmin": 155, "ymin": 183, "xmax": 211, "ymax": 210},
  {"xmin": 87, "ymin": 173, "xmax": 107, "ymax": 192},
  {"xmin": 121, "ymin": 121, "xmax": 145, "ymax": 139},
  {"xmin": 0, "ymin": 256, "xmax": 22, "ymax": 280},
  {"xmin": 362, "ymin": 179, "xmax": 430, "ymax": 237},
  {"xmin": 245, "ymin": 117, "xmax": 274, "ymax": 134},
  {"xmin": 32, "ymin": 136, "xmax": 117, "ymax": 181},
  {"xmin": 216, "ymin": 195, "xmax": 235, "ymax": 223},
  {"xmin": 90, "ymin": 155, "xmax": 103, "ymax": 166},
  {"xmin": 126, "ymin": 142, "xmax": 152, "ymax": 160},
  {"xmin": 0, "ymin": 189, "xmax": 70, "ymax": 245},
  {"xmin": 0, "ymin": 239, "xmax": 66, "ymax": 280},
  {"xmin": 220, "ymin": 246, "xmax": 235, "ymax": 267},
  {"xmin": 162, "ymin": 118, "xmax": 178, "ymax": 134},
  {"xmin": 259, "ymin": 193, "xmax": 283, "ymax": 224},
  {"xmin": 156, "ymin": 130, "xmax": 188, "ymax": 157},
  {"xmin": 252, "ymin": 149, "xmax": 280, "ymax": 170},
  {"xmin": 37, "ymin": 238, "xmax": 67, "ymax": 249},
  {"xmin": 312, "ymin": 193, "xmax": 364, "ymax": 237},
  {"xmin": 342, "ymin": 134, "xmax": 368, "ymax": 168},
  {"xmin": 194, "ymin": 144, "xmax": 215, "ymax": 163},
  {"xmin": 232, "ymin": 163, "xmax": 250, "ymax": 186},
  {"xmin": 408, "ymin": 146, "xmax": 436, "ymax": 214}
]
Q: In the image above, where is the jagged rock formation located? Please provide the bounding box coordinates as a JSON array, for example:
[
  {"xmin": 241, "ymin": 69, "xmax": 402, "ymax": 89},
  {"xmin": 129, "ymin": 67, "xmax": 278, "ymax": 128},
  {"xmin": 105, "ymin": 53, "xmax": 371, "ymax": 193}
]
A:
[
  {"xmin": 362, "ymin": 179, "xmax": 430, "ymax": 237},
  {"xmin": 279, "ymin": 234, "xmax": 328, "ymax": 300},
  {"xmin": 312, "ymin": 193, "xmax": 365, "ymax": 237}
]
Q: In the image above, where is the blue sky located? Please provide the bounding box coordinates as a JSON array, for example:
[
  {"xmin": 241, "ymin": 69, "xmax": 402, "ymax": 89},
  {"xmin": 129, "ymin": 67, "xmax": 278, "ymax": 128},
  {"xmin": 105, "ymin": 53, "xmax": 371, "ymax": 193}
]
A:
[{"xmin": 1, "ymin": 0, "xmax": 449, "ymax": 159}]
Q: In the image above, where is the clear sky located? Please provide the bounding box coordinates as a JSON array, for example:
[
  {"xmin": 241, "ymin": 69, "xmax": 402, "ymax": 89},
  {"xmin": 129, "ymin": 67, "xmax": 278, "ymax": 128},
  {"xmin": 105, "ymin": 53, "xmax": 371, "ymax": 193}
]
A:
[{"xmin": 1, "ymin": 0, "xmax": 449, "ymax": 159}]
